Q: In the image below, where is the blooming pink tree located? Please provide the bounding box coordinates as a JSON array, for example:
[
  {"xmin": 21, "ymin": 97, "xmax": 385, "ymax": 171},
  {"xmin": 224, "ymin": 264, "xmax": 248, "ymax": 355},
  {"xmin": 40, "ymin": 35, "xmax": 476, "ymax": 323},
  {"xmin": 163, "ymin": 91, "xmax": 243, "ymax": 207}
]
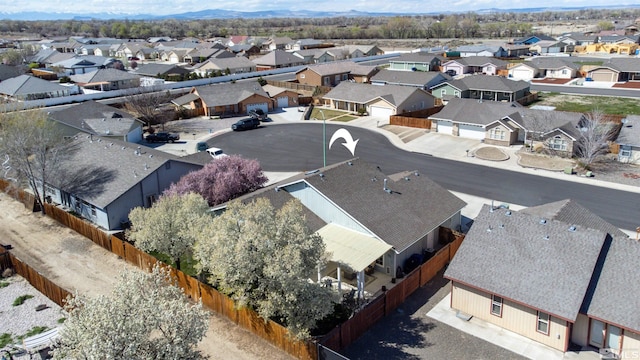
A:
[{"xmin": 164, "ymin": 155, "xmax": 268, "ymax": 206}]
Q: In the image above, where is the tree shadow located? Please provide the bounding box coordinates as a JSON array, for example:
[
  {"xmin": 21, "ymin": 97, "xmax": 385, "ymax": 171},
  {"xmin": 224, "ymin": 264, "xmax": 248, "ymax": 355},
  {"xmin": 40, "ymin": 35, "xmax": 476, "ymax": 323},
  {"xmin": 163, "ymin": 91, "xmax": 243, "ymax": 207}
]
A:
[{"xmin": 57, "ymin": 165, "xmax": 116, "ymax": 200}]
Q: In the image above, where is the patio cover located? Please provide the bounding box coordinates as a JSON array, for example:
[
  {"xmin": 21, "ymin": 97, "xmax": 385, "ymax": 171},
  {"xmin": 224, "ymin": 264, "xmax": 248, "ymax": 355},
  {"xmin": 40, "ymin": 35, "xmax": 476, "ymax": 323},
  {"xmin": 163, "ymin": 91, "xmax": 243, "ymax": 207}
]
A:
[{"xmin": 317, "ymin": 223, "xmax": 392, "ymax": 272}]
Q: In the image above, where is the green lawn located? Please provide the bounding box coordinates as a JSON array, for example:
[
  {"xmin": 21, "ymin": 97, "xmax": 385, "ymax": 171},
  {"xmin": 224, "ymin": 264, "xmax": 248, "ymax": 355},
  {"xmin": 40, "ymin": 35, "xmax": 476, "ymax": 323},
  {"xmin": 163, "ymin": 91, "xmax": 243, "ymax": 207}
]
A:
[
  {"xmin": 310, "ymin": 108, "xmax": 355, "ymax": 121},
  {"xmin": 530, "ymin": 92, "xmax": 640, "ymax": 115}
]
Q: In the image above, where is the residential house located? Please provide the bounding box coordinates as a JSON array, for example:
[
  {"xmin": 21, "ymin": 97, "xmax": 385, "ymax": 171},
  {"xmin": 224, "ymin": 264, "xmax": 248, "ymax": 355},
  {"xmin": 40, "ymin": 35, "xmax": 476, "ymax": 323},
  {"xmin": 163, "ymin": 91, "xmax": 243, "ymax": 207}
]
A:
[
  {"xmin": 183, "ymin": 48, "xmax": 235, "ymax": 64},
  {"xmin": 227, "ymin": 35, "xmax": 250, "ymax": 47},
  {"xmin": 43, "ymin": 134, "xmax": 203, "ymax": 231},
  {"xmin": 511, "ymin": 34, "xmax": 557, "ymax": 45},
  {"xmin": 617, "ymin": 115, "xmax": 640, "ymax": 164},
  {"xmin": 587, "ymin": 58, "xmax": 640, "ymax": 82},
  {"xmin": 286, "ymin": 38, "xmax": 328, "ymax": 51},
  {"xmin": 441, "ymin": 56, "xmax": 509, "ymax": 76},
  {"xmin": 187, "ymin": 81, "xmax": 272, "ymax": 117},
  {"xmin": 597, "ymin": 34, "xmax": 640, "ymax": 45},
  {"xmin": 295, "ymin": 62, "xmax": 378, "ymax": 87},
  {"xmin": 227, "ymin": 44, "xmax": 261, "ymax": 58},
  {"xmin": 132, "ymin": 63, "xmax": 191, "ymax": 79},
  {"xmin": 0, "ymin": 64, "xmax": 22, "ymax": 81},
  {"xmin": 69, "ymin": 68, "xmax": 142, "ymax": 92},
  {"xmin": 337, "ymin": 44, "xmax": 384, "ymax": 58},
  {"xmin": 388, "ymin": 53, "xmax": 443, "ymax": 72},
  {"xmin": 293, "ymin": 49, "xmax": 338, "ymax": 64},
  {"xmin": 500, "ymin": 44, "xmax": 531, "ymax": 58},
  {"xmin": 528, "ymin": 40, "xmax": 571, "ymax": 54},
  {"xmin": 262, "ymin": 37, "xmax": 293, "ymax": 51},
  {"xmin": 47, "ymin": 100, "xmax": 144, "ymax": 143},
  {"xmin": 370, "ymin": 69, "xmax": 450, "ymax": 90},
  {"xmin": 558, "ymin": 32, "xmax": 598, "ymax": 46},
  {"xmin": 445, "ymin": 199, "xmax": 638, "ymax": 357},
  {"xmin": 0, "ymin": 74, "xmax": 75, "ymax": 101},
  {"xmin": 430, "ymin": 75, "xmax": 531, "ymax": 104},
  {"xmin": 454, "ymin": 45, "xmax": 504, "ymax": 58},
  {"xmin": 262, "ymin": 84, "xmax": 300, "ymax": 108},
  {"xmin": 509, "ymin": 57, "xmax": 580, "ymax": 81},
  {"xmin": 252, "ymin": 50, "xmax": 305, "ymax": 71},
  {"xmin": 190, "ymin": 56, "xmax": 257, "ymax": 77},
  {"xmin": 221, "ymin": 159, "xmax": 466, "ymax": 298},
  {"xmin": 428, "ymin": 98, "xmax": 584, "ymax": 155},
  {"xmin": 323, "ymin": 82, "xmax": 437, "ymax": 118},
  {"xmin": 79, "ymin": 44, "xmax": 112, "ymax": 56},
  {"xmin": 29, "ymin": 49, "xmax": 75, "ymax": 66},
  {"xmin": 50, "ymin": 55, "xmax": 119, "ymax": 76}
]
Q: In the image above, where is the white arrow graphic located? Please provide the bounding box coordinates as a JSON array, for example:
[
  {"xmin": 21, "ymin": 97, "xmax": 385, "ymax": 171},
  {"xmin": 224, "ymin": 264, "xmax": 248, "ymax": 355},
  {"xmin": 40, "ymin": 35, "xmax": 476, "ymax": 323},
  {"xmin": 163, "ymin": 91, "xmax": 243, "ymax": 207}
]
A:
[{"xmin": 328, "ymin": 128, "xmax": 359, "ymax": 156}]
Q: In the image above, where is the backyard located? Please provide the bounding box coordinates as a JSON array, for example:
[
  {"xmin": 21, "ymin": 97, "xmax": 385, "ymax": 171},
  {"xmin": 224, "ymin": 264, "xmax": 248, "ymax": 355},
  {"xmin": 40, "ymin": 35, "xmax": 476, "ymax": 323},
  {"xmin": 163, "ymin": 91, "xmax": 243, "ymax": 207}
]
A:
[{"xmin": 532, "ymin": 92, "xmax": 640, "ymax": 115}]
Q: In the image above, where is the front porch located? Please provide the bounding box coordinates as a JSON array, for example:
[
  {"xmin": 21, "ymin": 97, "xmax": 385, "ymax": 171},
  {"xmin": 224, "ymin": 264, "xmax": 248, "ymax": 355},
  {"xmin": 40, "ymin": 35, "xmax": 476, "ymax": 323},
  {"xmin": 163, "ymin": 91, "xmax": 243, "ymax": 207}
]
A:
[{"xmin": 318, "ymin": 261, "xmax": 393, "ymax": 302}]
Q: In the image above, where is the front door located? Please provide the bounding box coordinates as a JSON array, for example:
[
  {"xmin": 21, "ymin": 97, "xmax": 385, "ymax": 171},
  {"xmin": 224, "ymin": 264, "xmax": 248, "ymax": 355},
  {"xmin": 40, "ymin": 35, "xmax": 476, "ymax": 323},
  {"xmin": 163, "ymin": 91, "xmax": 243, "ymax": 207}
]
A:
[{"xmin": 590, "ymin": 319, "xmax": 622, "ymax": 353}]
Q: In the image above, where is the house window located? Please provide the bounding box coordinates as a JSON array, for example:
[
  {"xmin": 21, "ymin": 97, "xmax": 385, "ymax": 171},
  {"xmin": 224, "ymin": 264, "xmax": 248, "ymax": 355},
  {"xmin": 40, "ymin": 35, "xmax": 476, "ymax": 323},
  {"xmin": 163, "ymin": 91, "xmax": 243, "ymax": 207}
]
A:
[
  {"xmin": 376, "ymin": 256, "xmax": 384, "ymax": 266},
  {"xmin": 620, "ymin": 145, "xmax": 631, "ymax": 158},
  {"xmin": 537, "ymin": 311, "xmax": 550, "ymax": 335},
  {"xmin": 300, "ymin": 74, "xmax": 305, "ymax": 79},
  {"xmin": 342, "ymin": 74, "xmax": 348, "ymax": 80},
  {"xmin": 489, "ymin": 128, "xmax": 506, "ymax": 140},
  {"xmin": 440, "ymin": 89, "xmax": 447, "ymax": 97},
  {"xmin": 90, "ymin": 206, "xmax": 97, "ymax": 217},
  {"xmin": 323, "ymin": 77, "xmax": 331, "ymax": 86},
  {"xmin": 454, "ymin": 90, "xmax": 460, "ymax": 97},
  {"xmin": 491, "ymin": 295, "xmax": 503, "ymax": 316},
  {"xmin": 549, "ymin": 135, "xmax": 567, "ymax": 151}
]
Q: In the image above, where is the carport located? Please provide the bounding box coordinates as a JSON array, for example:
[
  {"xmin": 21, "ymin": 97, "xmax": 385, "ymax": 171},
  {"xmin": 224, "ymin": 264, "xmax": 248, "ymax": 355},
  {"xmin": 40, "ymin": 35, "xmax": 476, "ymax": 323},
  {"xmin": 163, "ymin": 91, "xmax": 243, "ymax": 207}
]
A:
[{"xmin": 317, "ymin": 223, "xmax": 392, "ymax": 300}]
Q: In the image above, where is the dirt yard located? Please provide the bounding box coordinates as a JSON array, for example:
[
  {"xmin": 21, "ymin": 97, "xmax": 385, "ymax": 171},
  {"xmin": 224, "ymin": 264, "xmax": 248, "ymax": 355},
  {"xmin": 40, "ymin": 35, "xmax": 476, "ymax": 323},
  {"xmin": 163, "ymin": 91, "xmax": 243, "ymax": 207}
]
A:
[{"xmin": 0, "ymin": 191, "xmax": 293, "ymax": 360}]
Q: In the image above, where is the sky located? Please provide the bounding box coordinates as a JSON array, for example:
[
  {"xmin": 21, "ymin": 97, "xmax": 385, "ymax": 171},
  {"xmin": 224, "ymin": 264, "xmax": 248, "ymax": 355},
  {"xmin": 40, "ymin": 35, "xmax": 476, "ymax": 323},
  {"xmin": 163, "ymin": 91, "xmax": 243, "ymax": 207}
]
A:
[{"xmin": 0, "ymin": 0, "xmax": 638, "ymax": 16}]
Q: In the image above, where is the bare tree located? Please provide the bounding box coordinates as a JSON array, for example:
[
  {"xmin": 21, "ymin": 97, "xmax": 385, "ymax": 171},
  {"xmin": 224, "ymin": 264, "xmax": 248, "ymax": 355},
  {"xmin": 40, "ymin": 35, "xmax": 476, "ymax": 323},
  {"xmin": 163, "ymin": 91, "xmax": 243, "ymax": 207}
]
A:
[
  {"xmin": 575, "ymin": 110, "xmax": 619, "ymax": 168},
  {"xmin": 0, "ymin": 109, "xmax": 67, "ymax": 214},
  {"xmin": 122, "ymin": 87, "xmax": 174, "ymax": 129}
]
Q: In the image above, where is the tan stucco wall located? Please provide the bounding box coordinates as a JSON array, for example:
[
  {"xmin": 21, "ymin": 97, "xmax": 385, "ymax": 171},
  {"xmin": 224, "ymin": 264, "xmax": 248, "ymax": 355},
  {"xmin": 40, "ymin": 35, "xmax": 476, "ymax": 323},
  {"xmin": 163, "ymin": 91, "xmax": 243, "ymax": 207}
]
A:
[
  {"xmin": 622, "ymin": 330, "xmax": 640, "ymax": 358},
  {"xmin": 451, "ymin": 282, "xmax": 569, "ymax": 351},
  {"xmin": 297, "ymin": 69, "xmax": 322, "ymax": 86},
  {"xmin": 572, "ymin": 313, "xmax": 590, "ymax": 347}
]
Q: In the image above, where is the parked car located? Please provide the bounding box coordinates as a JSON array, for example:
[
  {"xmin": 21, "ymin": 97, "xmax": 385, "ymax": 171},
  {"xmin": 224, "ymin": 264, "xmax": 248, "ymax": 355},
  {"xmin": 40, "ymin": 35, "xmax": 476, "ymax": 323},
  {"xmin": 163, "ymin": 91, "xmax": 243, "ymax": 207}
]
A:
[
  {"xmin": 248, "ymin": 109, "xmax": 267, "ymax": 121},
  {"xmin": 231, "ymin": 118, "xmax": 260, "ymax": 131},
  {"xmin": 145, "ymin": 132, "xmax": 180, "ymax": 143},
  {"xmin": 206, "ymin": 147, "xmax": 228, "ymax": 159}
]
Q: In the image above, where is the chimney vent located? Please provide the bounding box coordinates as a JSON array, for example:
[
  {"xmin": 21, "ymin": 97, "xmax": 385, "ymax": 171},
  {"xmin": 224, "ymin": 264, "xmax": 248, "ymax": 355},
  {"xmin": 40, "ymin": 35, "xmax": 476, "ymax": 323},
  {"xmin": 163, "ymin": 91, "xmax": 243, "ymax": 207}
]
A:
[
  {"xmin": 568, "ymin": 225, "xmax": 577, "ymax": 232},
  {"xmin": 540, "ymin": 219, "xmax": 547, "ymax": 225}
]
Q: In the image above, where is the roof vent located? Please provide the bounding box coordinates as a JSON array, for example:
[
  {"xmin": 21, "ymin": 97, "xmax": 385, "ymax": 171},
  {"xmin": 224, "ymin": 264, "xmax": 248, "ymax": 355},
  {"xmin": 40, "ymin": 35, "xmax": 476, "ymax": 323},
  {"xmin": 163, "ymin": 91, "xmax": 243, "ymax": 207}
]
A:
[
  {"xmin": 499, "ymin": 224, "xmax": 505, "ymax": 229},
  {"xmin": 144, "ymin": 164, "xmax": 149, "ymax": 170},
  {"xmin": 414, "ymin": 171, "xmax": 419, "ymax": 176},
  {"xmin": 539, "ymin": 219, "xmax": 547, "ymax": 225},
  {"xmin": 543, "ymin": 235, "xmax": 550, "ymax": 240},
  {"xmin": 487, "ymin": 226, "xmax": 492, "ymax": 232},
  {"xmin": 371, "ymin": 176, "xmax": 377, "ymax": 182},
  {"xmin": 505, "ymin": 210, "xmax": 512, "ymax": 216},
  {"xmin": 404, "ymin": 176, "xmax": 410, "ymax": 181},
  {"xmin": 347, "ymin": 161, "xmax": 353, "ymax": 166},
  {"xmin": 149, "ymin": 154, "xmax": 153, "ymax": 158},
  {"xmin": 275, "ymin": 186, "xmax": 279, "ymax": 192},
  {"xmin": 121, "ymin": 146, "xmax": 126, "ymax": 150},
  {"xmin": 568, "ymin": 225, "xmax": 577, "ymax": 232}
]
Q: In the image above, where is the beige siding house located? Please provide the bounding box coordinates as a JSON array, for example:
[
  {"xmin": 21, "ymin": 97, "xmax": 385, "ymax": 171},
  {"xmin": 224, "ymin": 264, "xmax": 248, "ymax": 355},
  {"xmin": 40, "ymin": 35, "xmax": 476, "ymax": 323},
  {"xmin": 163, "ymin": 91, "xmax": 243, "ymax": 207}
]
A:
[{"xmin": 445, "ymin": 199, "xmax": 638, "ymax": 357}]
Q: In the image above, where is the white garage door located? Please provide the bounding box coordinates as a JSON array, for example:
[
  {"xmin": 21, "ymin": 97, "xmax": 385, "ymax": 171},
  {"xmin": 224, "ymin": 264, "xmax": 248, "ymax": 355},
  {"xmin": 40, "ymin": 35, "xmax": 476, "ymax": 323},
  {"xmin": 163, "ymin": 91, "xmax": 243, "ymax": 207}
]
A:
[
  {"xmin": 437, "ymin": 121, "xmax": 453, "ymax": 135},
  {"xmin": 459, "ymin": 124, "xmax": 485, "ymax": 140},
  {"xmin": 246, "ymin": 103, "xmax": 268, "ymax": 114},
  {"xmin": 369, "ymin": 106, "xmax": 394, "ymax": 118},
  {"xmin": 276, "ymin": 96, "xmax": 289, "ymax": 108},
  {"xmin": 511, "ymin": 68, "xmax": 532, "ymax": 80}
]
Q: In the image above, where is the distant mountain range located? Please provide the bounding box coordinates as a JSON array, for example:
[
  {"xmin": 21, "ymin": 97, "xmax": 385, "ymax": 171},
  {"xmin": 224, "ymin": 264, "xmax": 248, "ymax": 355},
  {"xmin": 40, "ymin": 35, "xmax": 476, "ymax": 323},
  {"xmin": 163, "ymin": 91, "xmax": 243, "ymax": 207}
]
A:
[{"xmin": 1, "ymin": 5, "xmax": 639, "ymax": 21}]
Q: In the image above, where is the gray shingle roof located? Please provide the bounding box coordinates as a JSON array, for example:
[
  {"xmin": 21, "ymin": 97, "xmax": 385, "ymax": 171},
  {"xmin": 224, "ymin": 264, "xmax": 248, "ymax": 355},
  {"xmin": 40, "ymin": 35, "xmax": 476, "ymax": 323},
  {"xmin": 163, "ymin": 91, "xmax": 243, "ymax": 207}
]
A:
[
  {"xmin": 584, "ymin": 236, "xmax": 640, "ymax": 332},
  {"xmin": 303, "ymin": 159, "xmax": 466, "ymax": 252},
  {"xmin": 604, "ymin": 58, "xmax": 640, "ymax": 72},
  {"xmin": 438, "ymin": 74, "xmax": 530, "ymax": 93},
  {"xmin": 390, "ymin": 53, "xmax": 443, "ymax": 63},
  {"xmin": 618, "ymin": 115, "xmax": 640, "ymax": 147},
  {"xmin": 203, "ymin": 56, "xmax": 256, "ymax": 70},
  {"xmin": 297, "ymin": 62, "xmax": 377, "ymax": 77},
  {"xmin": 133, "ymin": 63, "xmax": 190, "ymax": 77},
  {"xmin": 323, "ymin": 82, "xmax": 431, "ymax": 106},
  {"xmin": 0, "ymin": 64, "xmax": 22, "ymax": 81},
  {"xmin": 47, "ymin": 101, "xmax": 142, "ymax": 137},
  {"xmin": 69, "ymin": 68, "xmax": 141, "ymax": 84},
  {"xmin": 528, "ymin": 57, "xmax": 581, "ymax": 71},
  {"xmin": 521, "ymin": 199, "xmax": 628, "ymax": 239},
  {"xmin": 445, "ymin": 205, "xmax": 608, "ymax": 321},
  {"xmin": 193, "ymin": 81, "xmax": 270, "ymax": 107},
  {"xmin": 446, "ymin": 56, "xmax": 508, "ymax": 68},
  {"xmin": 370, "ymin": 69, "xmax": 449, "ymax": 87},
  {"xmin": 50, "ymin": 134, "xmax": 183, "ymax": 209},
  {"xmin": 429, "ymin": 98, "xmax": 522, "ymax": 126},
  {"xmin": 252, "ymin": 50, "xmax": 304, "ymax": 66},
  {"xmin": 0, "ymin": 75, "xmax": 69, "ymax": 96}
]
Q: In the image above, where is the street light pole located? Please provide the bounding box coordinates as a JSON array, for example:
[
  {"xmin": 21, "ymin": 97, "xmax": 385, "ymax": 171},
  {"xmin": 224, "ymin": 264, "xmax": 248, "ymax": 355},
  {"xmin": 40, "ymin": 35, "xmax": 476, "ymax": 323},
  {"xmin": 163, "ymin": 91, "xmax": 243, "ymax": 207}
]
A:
[{"xmin": 320, "ymin": 110, "xmax": 326, "ymax": 168}]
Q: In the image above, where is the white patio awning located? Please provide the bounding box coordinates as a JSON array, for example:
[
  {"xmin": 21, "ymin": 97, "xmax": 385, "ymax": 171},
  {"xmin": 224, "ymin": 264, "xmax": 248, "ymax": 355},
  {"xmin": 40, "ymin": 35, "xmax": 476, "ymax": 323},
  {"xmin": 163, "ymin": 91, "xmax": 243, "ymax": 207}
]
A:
[{"xmin": 317, "ymin": 223, "xmax": 392, "ymax": 272}]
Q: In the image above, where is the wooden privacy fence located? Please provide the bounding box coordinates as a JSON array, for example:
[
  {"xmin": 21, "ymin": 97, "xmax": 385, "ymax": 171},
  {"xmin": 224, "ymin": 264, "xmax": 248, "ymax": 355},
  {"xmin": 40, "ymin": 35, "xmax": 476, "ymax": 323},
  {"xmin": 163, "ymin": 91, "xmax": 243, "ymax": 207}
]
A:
[
  {"xmin": 321, "ymin": 232, "xmax": 464, "ymax": 352},
  {"xmin": 389, "ymin": 106, "xmax": 444, "ymax": 129},
  {"xmin": 2, "ymin": 248, "xmax": 72, "ymax": 308}
]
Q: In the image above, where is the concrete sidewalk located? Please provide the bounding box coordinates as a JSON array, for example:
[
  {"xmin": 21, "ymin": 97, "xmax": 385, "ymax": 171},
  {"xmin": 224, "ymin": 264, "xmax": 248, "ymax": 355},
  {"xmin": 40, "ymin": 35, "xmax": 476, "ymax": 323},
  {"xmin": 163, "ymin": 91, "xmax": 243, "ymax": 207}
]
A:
[{"xmin": 427, "ymin": 294, "xmax": 601, "ymax": 360}]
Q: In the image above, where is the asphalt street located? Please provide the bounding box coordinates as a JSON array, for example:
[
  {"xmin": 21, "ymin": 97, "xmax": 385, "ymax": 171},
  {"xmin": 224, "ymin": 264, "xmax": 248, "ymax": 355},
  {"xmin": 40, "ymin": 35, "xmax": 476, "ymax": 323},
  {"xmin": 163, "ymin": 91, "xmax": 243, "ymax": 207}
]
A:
[{"xmin": 211, "ymin": 123, "xmax": 639, "ymax": 232}]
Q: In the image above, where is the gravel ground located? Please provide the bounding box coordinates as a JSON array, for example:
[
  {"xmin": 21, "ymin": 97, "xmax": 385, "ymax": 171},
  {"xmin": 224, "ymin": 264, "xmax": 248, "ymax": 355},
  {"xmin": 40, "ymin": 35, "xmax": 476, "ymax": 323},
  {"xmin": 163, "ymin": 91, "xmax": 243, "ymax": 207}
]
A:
[{"xmin": 0, "ymin": 274, "xmax": 65, "ymax": 358}]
